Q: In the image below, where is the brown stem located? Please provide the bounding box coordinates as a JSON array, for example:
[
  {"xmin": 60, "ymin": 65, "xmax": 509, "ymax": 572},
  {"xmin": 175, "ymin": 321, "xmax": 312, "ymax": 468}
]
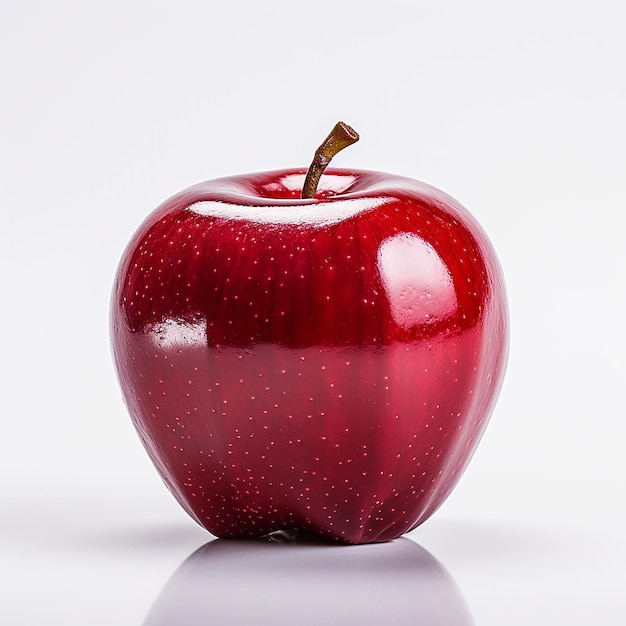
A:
[{"xmin": 301, "ymin": 122, "xmax": 359, "ymax": 199}]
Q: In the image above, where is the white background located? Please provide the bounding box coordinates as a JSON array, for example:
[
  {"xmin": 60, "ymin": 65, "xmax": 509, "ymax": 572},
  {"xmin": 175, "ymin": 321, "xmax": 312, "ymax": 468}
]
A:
[{"xmin": 2, "ymin": 1, "xmax": 625, "ymax": 623}]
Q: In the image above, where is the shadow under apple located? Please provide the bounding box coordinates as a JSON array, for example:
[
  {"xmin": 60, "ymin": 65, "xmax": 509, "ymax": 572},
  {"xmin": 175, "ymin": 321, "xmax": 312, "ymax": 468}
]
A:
[{"xmin": 144, "ymin": 534, "xmax": 473, "ymax": 625}]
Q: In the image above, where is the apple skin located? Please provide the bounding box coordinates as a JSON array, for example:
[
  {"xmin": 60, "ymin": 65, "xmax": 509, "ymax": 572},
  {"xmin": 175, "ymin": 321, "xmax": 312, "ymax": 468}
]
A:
[{"xmin": 111, "ymin": 168, "xmax": 508, "ymax": 544}]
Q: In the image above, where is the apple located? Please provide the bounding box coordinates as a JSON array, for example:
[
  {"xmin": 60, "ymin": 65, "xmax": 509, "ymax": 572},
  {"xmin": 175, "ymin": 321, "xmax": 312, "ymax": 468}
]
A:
[{"xmin": 111, "ymin": 123, "xmax": 508, "ymax": 544}]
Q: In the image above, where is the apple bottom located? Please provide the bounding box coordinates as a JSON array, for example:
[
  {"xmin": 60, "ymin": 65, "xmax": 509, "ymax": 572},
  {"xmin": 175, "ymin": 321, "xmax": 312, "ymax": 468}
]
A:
[{"xmin": 119, "ymin": 325, "xmax": 495, "ymax": 544}]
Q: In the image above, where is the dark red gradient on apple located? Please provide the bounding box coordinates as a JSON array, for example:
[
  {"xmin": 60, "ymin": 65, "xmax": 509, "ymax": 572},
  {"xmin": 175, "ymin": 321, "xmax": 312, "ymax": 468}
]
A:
[{"xmin": 111, "ymin": 168, "xmax": 508, "ymax": 544}]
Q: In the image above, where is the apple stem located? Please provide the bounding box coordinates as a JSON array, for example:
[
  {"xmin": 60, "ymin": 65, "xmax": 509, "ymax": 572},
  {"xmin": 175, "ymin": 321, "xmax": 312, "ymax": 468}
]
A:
[{"xmin": 301, "ymin": 122, "xmax": 359, "ymax": 199}]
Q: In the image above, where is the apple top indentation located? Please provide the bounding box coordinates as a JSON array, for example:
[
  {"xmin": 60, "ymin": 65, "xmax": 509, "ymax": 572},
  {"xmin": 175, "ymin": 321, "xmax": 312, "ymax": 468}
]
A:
[
  {"xmin": 279, "ymin": 173, "xmax": 357, "ymax": 195},
  {"xmin": 186, "ymin": 196, "xmax": 392, "ymax": 227}
]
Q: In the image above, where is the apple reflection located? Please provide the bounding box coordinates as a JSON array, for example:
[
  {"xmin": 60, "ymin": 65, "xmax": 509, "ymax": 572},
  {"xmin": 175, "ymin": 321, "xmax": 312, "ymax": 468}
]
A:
[
  {"xmin": 378, "ymin": 233, "xmax": 458, "ymax": 330},
  {"xmin": 144, "ymin": 535, "xmax": 473, "ymax": 625}
]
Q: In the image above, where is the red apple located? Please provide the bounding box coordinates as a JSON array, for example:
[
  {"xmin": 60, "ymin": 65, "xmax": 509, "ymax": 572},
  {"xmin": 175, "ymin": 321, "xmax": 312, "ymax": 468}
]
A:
[{"xmin": 111, "ymin": 124, "xmax": 508, "ymax": 544}]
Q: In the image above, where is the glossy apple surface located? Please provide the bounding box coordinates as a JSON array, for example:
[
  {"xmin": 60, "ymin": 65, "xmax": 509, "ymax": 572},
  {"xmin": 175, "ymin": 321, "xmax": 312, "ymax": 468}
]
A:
[{"xmin": 111, "ymin": 168, "xmax": 508, "ymax": 543}]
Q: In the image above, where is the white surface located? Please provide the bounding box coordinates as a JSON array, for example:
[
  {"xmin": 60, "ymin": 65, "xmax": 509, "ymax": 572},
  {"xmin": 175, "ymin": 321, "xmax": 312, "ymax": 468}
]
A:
[{"xmin": 2, "ymin": 1, "xmax": 625, "ymax": 624}]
